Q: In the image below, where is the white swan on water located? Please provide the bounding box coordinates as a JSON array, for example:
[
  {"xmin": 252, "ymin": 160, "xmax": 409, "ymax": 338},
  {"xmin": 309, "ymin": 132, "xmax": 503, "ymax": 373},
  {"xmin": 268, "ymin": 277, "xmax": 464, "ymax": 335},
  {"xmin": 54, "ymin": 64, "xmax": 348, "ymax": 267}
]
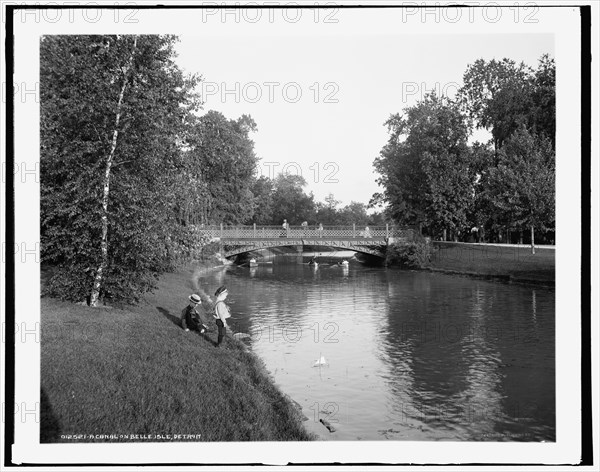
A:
[{"xmin": 313, "ymin": 354, "xmax": 328, "ymax": 367}]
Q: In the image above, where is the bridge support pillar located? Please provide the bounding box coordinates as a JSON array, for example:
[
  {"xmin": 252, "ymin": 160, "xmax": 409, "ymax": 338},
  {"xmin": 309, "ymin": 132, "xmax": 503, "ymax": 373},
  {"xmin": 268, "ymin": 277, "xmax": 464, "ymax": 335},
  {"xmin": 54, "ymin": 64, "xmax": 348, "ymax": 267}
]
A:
[{"xmin": 294, "ymin": 245, "xmax": 303, "ymax": 264}]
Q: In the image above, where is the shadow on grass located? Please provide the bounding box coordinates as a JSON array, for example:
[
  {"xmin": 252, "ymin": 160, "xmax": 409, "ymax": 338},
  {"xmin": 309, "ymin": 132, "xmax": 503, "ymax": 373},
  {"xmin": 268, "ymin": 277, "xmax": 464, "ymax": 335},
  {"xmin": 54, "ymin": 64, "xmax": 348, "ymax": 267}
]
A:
[
  {"xmin": 157, "ymin": 306, "xmax": 181, "ymax": 328},
  {"xmin": 40, "ymin": 387, "xmax": 61, "ymax": 443},
  {"xmin": 158, "ymin": 306, "xmax": 217, "ymax": 346}
]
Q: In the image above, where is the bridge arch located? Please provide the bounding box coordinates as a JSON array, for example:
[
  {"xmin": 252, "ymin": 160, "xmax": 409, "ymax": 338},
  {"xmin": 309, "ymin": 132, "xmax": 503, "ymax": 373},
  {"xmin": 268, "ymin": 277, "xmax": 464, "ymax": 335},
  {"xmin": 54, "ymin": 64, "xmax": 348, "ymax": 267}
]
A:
[
  {"xmin": 194, "ymin": 224, "xmax": 417, "ymax": 259},
  {"xmin": 222, "ymin": 240, "xmax": 387, "ymax": 258}
]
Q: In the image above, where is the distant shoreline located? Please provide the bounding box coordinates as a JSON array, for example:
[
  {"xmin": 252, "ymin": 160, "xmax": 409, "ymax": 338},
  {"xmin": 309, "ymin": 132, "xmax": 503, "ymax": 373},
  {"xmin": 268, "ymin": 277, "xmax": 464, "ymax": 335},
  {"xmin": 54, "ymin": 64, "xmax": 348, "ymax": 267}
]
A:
[{"xmin": 426, "ymin": 242, "xmax": 555, "ymax": 287}]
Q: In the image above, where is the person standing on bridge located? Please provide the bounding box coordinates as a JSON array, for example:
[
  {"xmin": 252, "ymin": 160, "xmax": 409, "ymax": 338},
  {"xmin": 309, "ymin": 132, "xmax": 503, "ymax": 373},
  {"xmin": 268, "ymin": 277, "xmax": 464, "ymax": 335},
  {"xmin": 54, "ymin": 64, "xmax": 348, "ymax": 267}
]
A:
[
  {"xmin": 213, "ymin": 286, "xmax": 231, "ymax": 347},
  {"xmin": 281, "ymin": 219, "xmax": 289, "ymax": 238},
  {"xmin": 318, "ymin": 222, "xmax": 323, "ymax": 238}
]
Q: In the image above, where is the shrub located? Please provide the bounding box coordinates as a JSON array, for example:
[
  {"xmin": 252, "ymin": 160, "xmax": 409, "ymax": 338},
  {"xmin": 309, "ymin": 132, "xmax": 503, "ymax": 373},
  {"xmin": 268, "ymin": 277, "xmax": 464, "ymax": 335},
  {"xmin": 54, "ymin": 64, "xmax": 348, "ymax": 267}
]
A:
[{"xmin": 385, "ymin": 241, "xmax": 436, "ymax": 268}]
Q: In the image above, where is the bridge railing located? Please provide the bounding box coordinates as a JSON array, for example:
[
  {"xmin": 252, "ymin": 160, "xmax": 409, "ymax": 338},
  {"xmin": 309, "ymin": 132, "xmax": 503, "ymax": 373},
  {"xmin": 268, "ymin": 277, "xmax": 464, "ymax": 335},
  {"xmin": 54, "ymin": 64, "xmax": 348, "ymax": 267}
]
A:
[{"xmin": 195, "ymin": 224, "xmax": 414, "ymax": 239}]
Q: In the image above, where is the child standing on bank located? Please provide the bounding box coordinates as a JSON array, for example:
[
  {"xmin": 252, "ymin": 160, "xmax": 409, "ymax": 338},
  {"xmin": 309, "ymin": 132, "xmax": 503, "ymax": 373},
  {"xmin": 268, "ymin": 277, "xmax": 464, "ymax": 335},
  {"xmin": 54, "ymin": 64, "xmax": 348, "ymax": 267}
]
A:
[{"xmin": 213, "ymin": 286, "xmax": 231, "ymax": 347}]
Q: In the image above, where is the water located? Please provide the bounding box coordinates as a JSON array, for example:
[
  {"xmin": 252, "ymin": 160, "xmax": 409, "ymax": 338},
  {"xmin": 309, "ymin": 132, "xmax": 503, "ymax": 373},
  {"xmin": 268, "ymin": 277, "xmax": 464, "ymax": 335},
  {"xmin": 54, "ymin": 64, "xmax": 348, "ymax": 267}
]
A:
[{"xmin": 197, "ymin": 257, "xmax": 555, "ymax": 441}]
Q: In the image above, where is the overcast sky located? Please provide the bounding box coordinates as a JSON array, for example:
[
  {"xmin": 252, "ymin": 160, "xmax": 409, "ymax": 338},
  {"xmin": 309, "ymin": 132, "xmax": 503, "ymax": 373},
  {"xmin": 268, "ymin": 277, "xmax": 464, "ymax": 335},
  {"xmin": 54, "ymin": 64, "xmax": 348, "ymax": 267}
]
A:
[{"xmin": 174, "ymin": 28, "xmax": 553, "ymax": 208}]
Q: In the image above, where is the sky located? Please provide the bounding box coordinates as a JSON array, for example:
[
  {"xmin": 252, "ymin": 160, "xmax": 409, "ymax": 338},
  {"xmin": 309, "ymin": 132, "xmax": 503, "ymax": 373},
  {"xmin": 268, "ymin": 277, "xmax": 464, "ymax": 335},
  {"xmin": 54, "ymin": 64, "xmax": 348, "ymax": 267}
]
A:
[{"xmin": 173, "ymin": 28, "xmax": 553, "ymax": 209}]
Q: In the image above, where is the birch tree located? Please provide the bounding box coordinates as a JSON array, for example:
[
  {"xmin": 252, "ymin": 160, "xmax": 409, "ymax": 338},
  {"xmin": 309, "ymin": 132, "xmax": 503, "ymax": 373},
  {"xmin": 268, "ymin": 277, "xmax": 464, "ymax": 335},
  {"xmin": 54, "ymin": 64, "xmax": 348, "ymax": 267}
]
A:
[
  {"xmin": 41, "ymin": 35, "xmax": 202, "ymax": 303},
  {"xmin": 89, "ymin": 36, "xmax": 137, "ymax": 307}
]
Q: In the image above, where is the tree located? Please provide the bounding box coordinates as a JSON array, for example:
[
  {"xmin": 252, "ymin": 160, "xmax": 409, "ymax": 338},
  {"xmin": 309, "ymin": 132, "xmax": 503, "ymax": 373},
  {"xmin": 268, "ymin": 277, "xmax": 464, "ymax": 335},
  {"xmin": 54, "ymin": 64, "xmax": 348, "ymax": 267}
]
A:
[
  {"xmin": 373, "ymin": 93, "xmax": 476, "ymax": 239},
  {"xmin": 487, "ymin": 127, "xmax": 555, "ymax": 253},
  {"xmin": 337, "ymin": 202, "xmax": 370, "ymax": 226},
  {"xmin": 459, "ymin": 56, "xmax": 555, "ymax": 153},
  {"xmin": 315, "ymin": 193, "xmax": 341, "ymax": 224},
  {"xmin": 247, "ymin": 176, "xmax": 275, "ymax": 225},
  {"xmin": 459, "ymin": 55, "xmax": 555, "ymax": 242},
  {"xmin": 373, "ymin": 113, "xmax": 427, "ymax": 225},
  {"xmin": 366, "ymin": 210, "xmax": 388, "ymax": 226},
  {"xmin": 464, "ymin": 142, "xmax": 496, "ymax": 242},
  {"xmin": 530, "ymin": 54, "xmax": 556, "ymax": 147},
  {"xmin": 41, "ymin": 35, "xmax": 202, "ymax": 304},
  {"xmin": 186, "ymin": 111, "xmax": 258, "ymax": 224},
  {"xmin": 270, "ymin": 174, "xmax": 316, "ymax": 225}
]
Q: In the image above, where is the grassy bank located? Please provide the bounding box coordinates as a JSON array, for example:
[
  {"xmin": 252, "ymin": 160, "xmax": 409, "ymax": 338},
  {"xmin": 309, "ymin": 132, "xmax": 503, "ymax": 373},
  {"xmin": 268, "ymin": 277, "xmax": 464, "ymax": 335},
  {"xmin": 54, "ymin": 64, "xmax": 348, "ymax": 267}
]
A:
[
  {"xmin": 41, "ymin": 264, "xmax": 313, "ymax": 442},
  {"xmin": 427, "ymin": 242, "xmax": 555, "ymax": 285}
]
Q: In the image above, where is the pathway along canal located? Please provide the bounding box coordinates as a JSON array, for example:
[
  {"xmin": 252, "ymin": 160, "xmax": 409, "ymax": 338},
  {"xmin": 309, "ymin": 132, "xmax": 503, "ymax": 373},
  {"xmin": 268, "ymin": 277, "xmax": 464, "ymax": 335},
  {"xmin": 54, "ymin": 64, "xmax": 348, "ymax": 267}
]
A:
[{"xmin": 197, "ymin": 256, "xmax": 555, "ymax": 441}]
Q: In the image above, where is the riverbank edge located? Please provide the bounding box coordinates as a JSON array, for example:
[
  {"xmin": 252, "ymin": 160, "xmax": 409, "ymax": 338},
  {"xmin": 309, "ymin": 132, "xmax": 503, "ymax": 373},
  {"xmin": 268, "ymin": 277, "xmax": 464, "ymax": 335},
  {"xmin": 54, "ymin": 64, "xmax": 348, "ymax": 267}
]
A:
[
  {"xmin": 422, "ymin": 266, "xmax": 555, "ymax": 288},
  {"xmin": 384, "ymin": 241, "xmax": 555, "ymax": 288},
  {"xmin": 40, "ymin": 257, "xmax": 315, "ymax": 442},
  {"xmin": 186, "ymin": 259, "xmax": 315, "ymax": 429}
]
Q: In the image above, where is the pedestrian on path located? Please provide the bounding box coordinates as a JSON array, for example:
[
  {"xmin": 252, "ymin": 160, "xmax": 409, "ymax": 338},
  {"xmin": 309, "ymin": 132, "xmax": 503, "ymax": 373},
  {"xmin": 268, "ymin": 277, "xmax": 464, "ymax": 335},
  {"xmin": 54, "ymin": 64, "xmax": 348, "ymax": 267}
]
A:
[{"xmin": 301, "ymin": 220, "xmax": 308, "ymax": 235}]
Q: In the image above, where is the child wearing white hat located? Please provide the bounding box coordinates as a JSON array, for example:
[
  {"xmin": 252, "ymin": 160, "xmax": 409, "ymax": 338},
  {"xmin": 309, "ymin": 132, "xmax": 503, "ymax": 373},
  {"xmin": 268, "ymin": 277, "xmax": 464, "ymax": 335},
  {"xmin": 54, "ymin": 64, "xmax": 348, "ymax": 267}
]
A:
[{"xmin": 181, "ymin": 294, "xmax": 207, "ymax": 333}]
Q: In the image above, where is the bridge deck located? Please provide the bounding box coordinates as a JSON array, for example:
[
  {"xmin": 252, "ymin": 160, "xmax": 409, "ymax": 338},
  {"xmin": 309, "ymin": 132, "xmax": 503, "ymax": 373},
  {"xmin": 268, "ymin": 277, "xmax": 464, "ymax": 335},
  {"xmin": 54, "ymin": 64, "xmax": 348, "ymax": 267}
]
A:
[
  {"xmin": 199, "ymin": 225, "xmax": 413, "ymax": 238},
  {"xmin": 220, "ymin": 237, "xmax": 387, "ymax": 242},
  {"xmin": 195, "ymin": 225, "xmax": 417, "ymax": 257}
]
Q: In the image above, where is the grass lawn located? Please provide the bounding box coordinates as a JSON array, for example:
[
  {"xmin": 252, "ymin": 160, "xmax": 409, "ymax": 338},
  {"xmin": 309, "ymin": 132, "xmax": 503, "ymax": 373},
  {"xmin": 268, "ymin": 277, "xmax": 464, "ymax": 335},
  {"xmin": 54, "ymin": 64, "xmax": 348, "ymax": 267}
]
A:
[
  {"xmin": 41, "ymin": 265, "xmax": 313, "ymax": 442},
  {"xmin": 428, "ymin": 242, "xmax": 555, "ymax": 284}
]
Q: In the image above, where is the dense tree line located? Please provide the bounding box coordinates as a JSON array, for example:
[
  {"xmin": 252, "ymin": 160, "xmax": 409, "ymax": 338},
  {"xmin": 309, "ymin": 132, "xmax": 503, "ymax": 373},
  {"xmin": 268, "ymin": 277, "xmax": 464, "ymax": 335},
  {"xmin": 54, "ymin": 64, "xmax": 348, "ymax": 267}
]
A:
[
  {"xmin": 41, "ymin": 35, "xmax": 553, "ymax": 304},
  {"xmin": 246, "ymin": 174, "xmax": 385, "ymax": 227},
  {"xmin": 41, "ymin": 35, "xmax": 265, "ymax": 303},
  {"xmin": 41, "ymin": 34, "xmax": 384, "ymax": 304},
  {"xmin": 372, "ymin": 55, "xmax": 555, "ymax": 248}
]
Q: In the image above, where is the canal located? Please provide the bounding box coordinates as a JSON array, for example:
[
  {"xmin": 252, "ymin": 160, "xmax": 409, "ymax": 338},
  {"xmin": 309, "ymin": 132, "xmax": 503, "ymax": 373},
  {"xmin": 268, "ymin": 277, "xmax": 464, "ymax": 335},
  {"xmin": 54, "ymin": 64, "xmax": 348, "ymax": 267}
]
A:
[{"xmin": 197, "ymin": 255, "xmax": 555, "ymax": 441}]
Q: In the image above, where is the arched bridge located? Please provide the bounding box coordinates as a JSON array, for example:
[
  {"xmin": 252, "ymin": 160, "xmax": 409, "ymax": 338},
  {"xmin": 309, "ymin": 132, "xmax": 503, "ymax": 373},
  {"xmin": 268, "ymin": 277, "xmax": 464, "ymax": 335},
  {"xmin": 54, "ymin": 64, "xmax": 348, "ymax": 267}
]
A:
[{"xmin": 197, "ymin": 224, "xmax": 417, "ymax": 258}]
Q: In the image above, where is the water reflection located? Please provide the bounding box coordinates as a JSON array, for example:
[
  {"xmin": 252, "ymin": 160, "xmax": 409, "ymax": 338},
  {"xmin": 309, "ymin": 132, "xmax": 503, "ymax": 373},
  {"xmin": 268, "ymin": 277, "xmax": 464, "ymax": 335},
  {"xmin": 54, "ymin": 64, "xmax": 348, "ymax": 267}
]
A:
[
  {"xmin": 379, "ymin": 275, "xmax": 555, "ymax": 441},
  {"xmin": 199, "ymin": 260, "xmax": 555, "ymax": 441}
]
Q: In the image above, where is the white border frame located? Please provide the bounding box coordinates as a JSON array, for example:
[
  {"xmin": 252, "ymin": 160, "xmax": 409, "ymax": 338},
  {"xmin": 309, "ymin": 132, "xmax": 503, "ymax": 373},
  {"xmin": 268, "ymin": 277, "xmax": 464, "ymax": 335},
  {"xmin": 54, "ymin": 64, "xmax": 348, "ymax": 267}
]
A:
[{"xmin": 2, "ymin": 0, "xmax": 598, "ymax": 468}]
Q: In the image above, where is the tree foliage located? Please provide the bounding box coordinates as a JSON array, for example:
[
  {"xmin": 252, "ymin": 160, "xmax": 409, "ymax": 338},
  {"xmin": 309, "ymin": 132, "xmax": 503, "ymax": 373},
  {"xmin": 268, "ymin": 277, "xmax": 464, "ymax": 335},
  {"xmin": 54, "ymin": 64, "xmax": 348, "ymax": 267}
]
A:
[
  {"xmin": 186, "ymin": 112, "xmax": 259, "ymax": 224},
  {"xmin": 269, "ymin": 174, "xmax": 316, "ymax": 225},
  {"xmin": 41, "ymin": 35, "xmax": 202, "ymax": 303},
  {"xmin": 244, "ymin": 179, "xmax": 384, "ymax": 226},
  {"xmin": 459, "ymin": 55, "xmax": 555, "ymax": 152},
  {"xmin": 373, "ymin": 93, "xmax": 475, "ymax": 236},
  {"xmin": 374, "ymin": 54, "xmax": 555, "ymax": 243},
  {"xmin": 247, "ymin": 176, "xmax": 275, "ymax": 225},
  {"xmin": 487, "ymin": 127, "xmax": 555, "ymax": 233}
]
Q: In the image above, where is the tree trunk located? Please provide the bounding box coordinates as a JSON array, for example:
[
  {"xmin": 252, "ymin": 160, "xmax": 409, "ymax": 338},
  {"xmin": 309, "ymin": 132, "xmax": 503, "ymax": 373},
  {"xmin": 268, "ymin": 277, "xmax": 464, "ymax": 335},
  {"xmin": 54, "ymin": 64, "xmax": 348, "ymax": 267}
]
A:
[
  {"xmin": 442, "ymin": 228, "xmax": 447, "ymax": 241},
  {"xmin": 90, "ymin": 37, "xmax": 137, "ymax": 307},
  {"xmin": 530, "ymin": 225, "xmax": 535, "ymax": 255}
]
